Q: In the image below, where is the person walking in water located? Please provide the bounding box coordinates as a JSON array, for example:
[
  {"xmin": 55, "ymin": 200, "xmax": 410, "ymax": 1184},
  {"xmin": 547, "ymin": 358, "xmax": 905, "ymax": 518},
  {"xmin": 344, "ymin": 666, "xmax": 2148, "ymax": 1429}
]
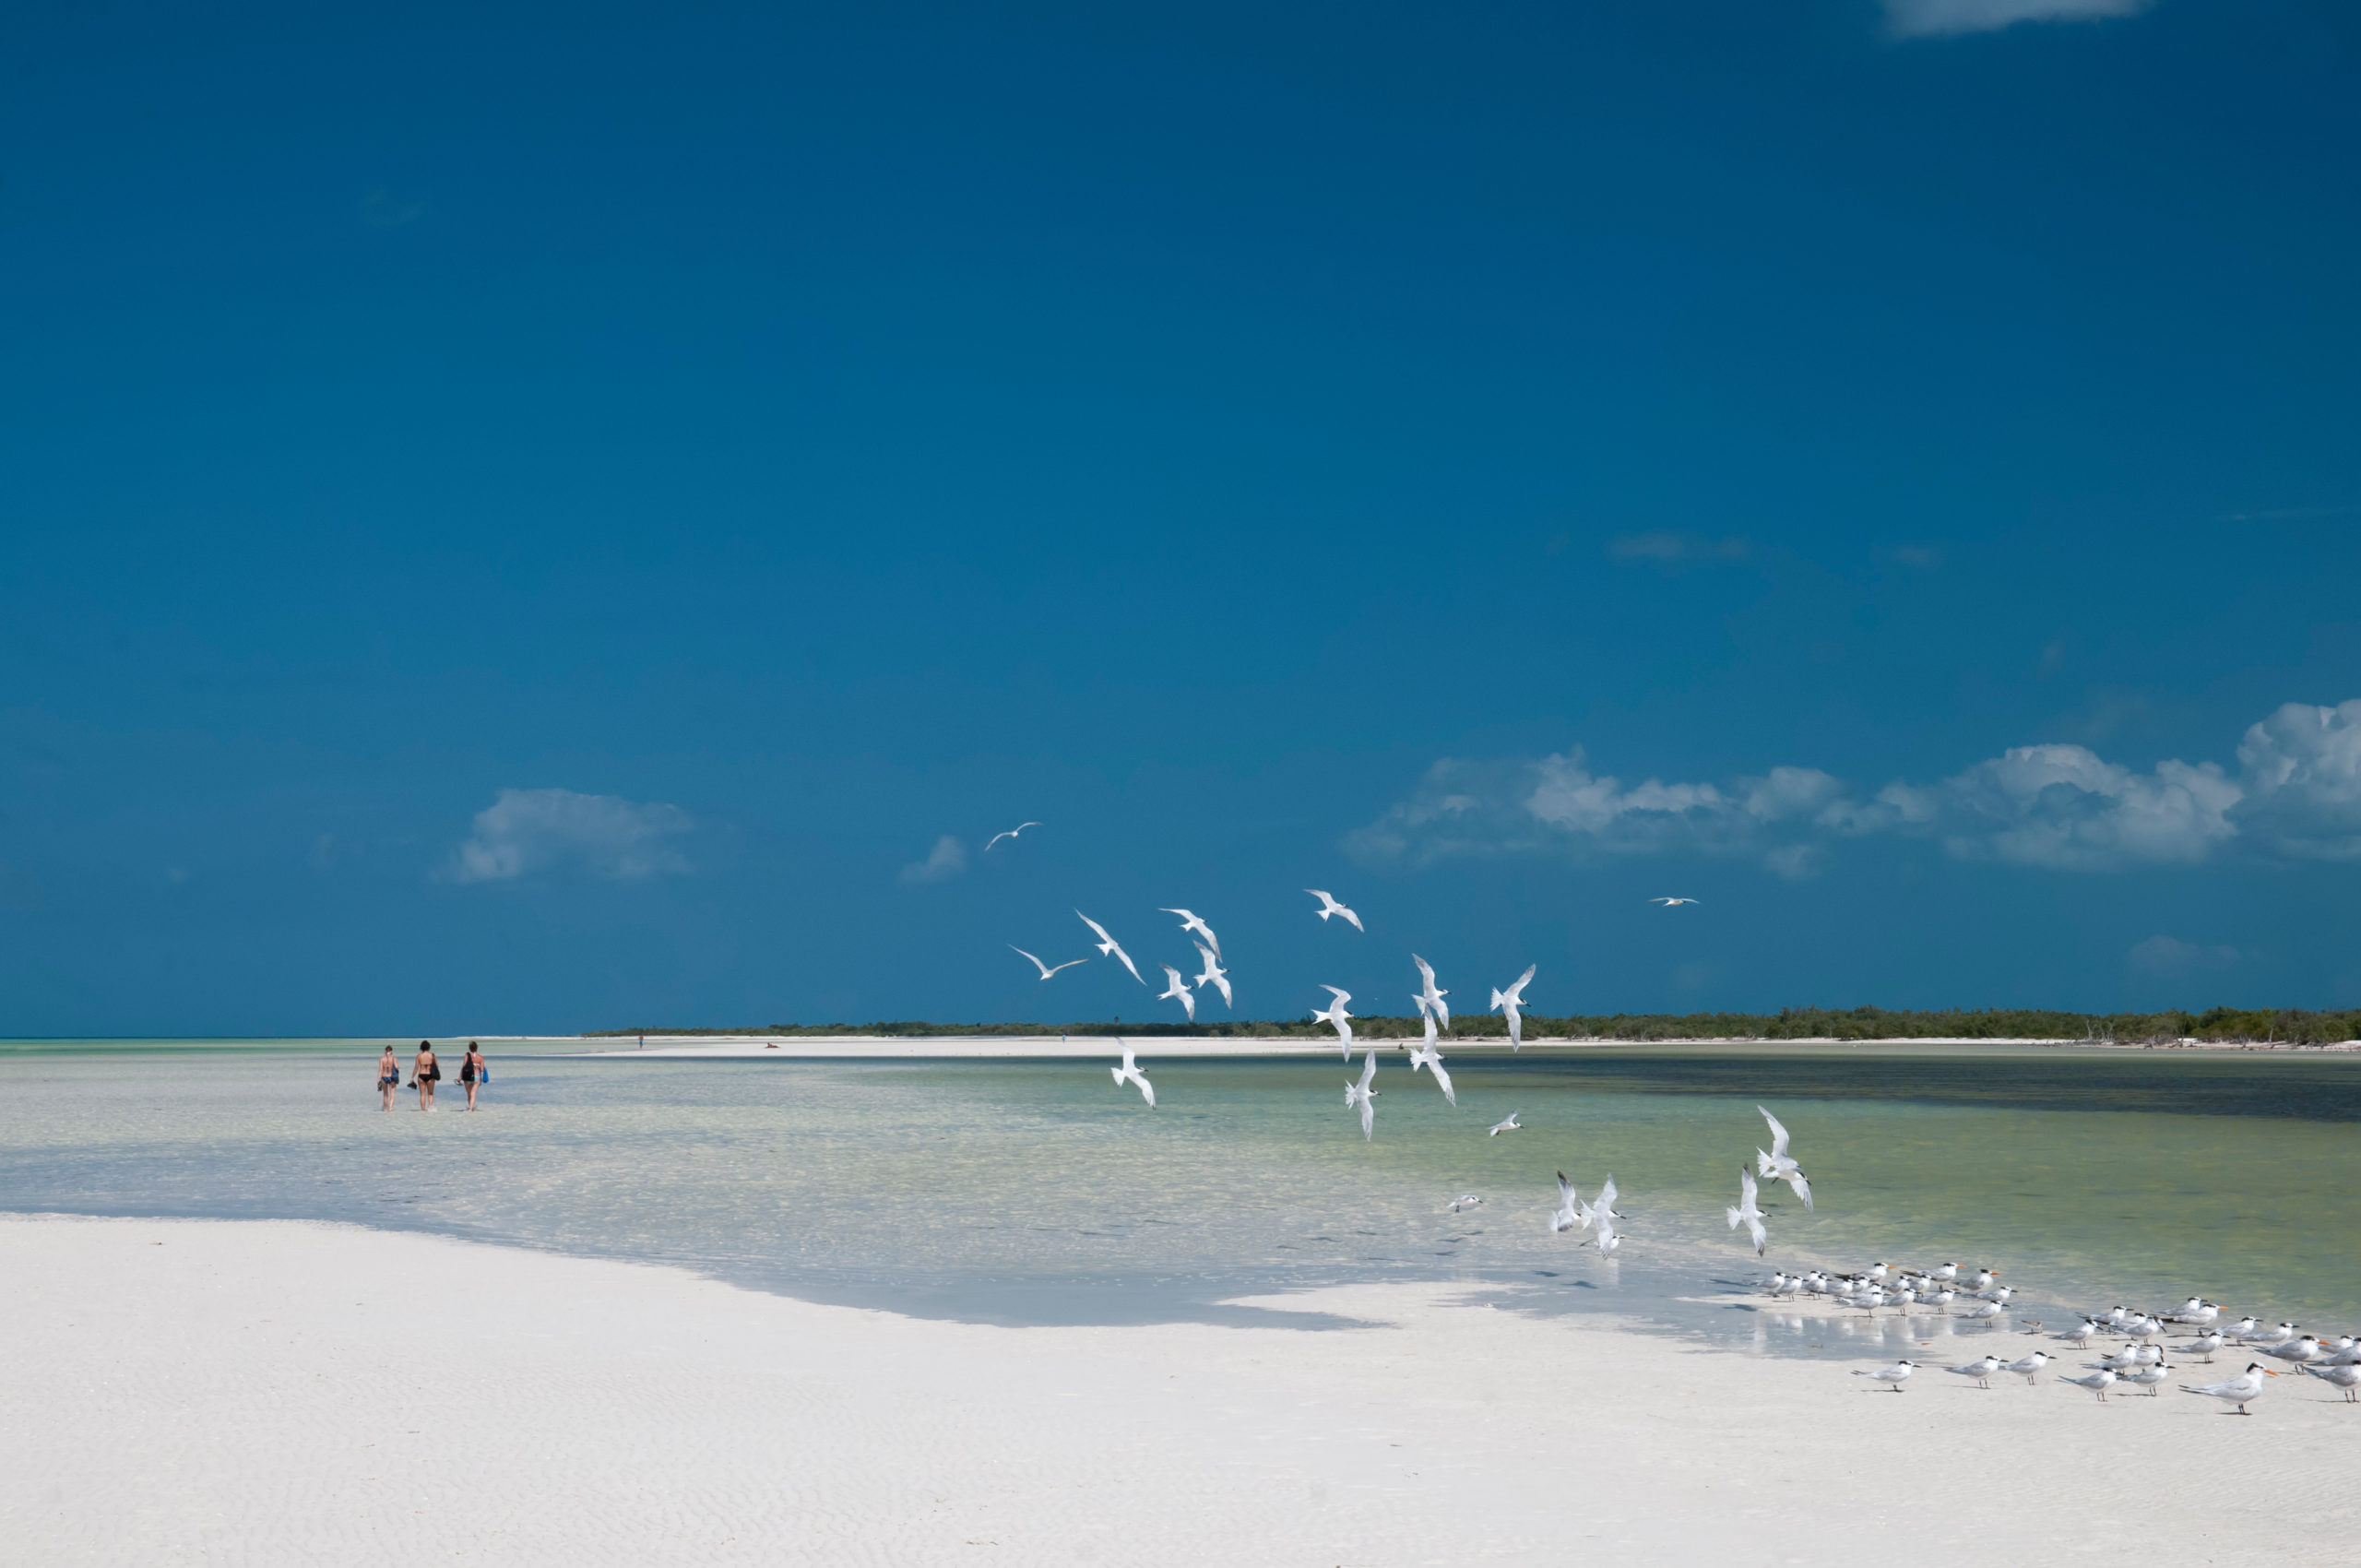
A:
[
  {"xmin": 413, "ymin": 1040, "xmax": 441, "ymax": 1111},
  {"xmin": 377, "ymin": 1043, "xmax": 400, "ymax": 1111},
  {"xmin": 460, "ymin": 1041, "xmax": 489, "ymax": 1111}
]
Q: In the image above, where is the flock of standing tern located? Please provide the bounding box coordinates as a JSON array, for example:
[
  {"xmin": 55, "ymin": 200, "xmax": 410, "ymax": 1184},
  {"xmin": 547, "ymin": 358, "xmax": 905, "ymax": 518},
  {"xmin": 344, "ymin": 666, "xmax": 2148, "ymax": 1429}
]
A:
[
  {"xmin": 1003, "ymin": 836, "xmax": 2347, "ymax": 1419},
  {"xmin": 1831, "ymin": 1276, "xmax": 2360, "ymax": 1414}
]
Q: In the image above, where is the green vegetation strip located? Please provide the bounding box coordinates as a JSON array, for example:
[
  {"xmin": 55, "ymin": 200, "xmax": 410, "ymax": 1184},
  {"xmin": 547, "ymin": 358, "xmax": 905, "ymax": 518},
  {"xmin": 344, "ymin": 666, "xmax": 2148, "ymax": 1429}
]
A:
[{"xmin": 588, "ymin": 1004, "xmax": 2361, "ymax": 1045}]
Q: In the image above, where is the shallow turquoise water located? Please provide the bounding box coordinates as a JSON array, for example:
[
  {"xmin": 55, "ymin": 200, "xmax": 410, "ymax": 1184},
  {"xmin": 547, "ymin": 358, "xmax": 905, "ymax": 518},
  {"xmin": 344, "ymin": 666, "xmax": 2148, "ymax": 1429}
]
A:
[{"xmin": 0, "ymin": 1043, "xmax": 2354, "ymax": 1350}]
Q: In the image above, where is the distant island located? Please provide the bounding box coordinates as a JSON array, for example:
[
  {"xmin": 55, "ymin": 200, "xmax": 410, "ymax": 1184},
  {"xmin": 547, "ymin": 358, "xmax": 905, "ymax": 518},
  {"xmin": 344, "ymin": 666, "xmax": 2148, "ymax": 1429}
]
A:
[{"xmin": 587, "ymin": 1004, "xmax": 2361, "ymax": 1046}]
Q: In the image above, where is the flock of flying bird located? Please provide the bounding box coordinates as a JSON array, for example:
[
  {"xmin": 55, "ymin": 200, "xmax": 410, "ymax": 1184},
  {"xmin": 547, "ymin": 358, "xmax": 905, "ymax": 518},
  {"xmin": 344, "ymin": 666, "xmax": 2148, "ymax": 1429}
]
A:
[
  {"xmin": 1828, "ymin": 1277, "xmax": 2359, "ymax": 1413},
  {"xmin": 995, "ymin": 829, "xmax": 2347, "ymax": 1418},
  {"xmin": 1012, "ymin": 885, "xmax": 1561, "ymax": 1136}
]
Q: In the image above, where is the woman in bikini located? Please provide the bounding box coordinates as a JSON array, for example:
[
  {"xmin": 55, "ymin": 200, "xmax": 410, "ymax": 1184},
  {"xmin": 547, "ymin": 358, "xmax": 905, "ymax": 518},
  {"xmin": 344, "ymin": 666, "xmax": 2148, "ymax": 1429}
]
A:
[
  {"xmin": 460, "ymin": 1041, "xmax": 489, "ymax": 1111},
  {"xmin": 377, "ymin": 1044, "xmax": 400, "ymax": 1111},
  {"xmin": 413, "ymin": 1040, "xmax": 440, "ymax": 1111}
]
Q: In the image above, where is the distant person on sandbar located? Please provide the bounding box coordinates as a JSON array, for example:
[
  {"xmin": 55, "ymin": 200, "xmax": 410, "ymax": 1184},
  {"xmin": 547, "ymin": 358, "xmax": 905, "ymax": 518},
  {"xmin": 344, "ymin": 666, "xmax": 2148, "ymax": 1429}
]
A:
[
  {"xmin": 413, "ymin": 1039, "xmax": 440, "ymax": 1111},
  {"xmin": 460, "ymin": 1041, "xmax": 488, "ymax": 1110},
  {"xmin": 377, "ymin": 1044, "xmax": 400, "ymax": 1111}
]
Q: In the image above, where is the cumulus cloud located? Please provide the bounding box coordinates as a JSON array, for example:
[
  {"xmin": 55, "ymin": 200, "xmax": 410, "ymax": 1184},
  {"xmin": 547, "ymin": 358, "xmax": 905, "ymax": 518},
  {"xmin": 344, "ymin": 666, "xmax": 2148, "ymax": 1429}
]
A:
[
  {"xmin": 2127, "ymin": 935, "xmax": 2239, "ymax": 975},
  {"xmin": 449, "ymin": 788, "xmax": 693, "ymax": 884},
  {"xmin": 2232, "ymin": 700, "xmax": 2361, "ymax": 860},
  {"xmin": 1898, "ymin": 744, "xmax": 2238, "ymax": 869},
  {"xmin": 1349, "ymin": 699, "xmax": 2361, "ymax": 876},
  {"xmin": 1344, "ymin": 750, "xmax": 1845, "ymax": 877},
  {"xmin": 899, "ymin": 835, "xmax": 968, "ymax": 885},
  {"xmin": 1883, "ymin": 0, "xmax": 2153, "ymax": 39}
]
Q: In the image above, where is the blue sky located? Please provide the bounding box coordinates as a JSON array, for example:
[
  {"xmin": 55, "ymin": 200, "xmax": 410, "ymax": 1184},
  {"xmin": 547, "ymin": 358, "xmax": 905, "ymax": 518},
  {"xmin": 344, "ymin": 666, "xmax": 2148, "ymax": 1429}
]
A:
[{"xmin": 4, "ymin": 1, "xmax": 2357, "ymax": 1035}]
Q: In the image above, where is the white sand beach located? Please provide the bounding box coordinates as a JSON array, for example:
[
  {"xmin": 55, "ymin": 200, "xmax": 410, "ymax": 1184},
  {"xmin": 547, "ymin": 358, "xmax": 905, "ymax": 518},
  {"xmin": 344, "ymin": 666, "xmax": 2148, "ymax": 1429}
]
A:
[
  {"xmin": 4, "ymin": 1214, "xmax": 2348, "ymax": 1566},
  {"xmin": 547, "ymin": 1033, "xmax": 2359, "ymax": 1059}
]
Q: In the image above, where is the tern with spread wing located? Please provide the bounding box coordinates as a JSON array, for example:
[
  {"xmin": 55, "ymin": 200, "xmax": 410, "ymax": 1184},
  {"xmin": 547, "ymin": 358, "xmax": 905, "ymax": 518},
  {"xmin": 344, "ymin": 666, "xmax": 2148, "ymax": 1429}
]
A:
[
  {"xmin": 1306, "ymin": 889, "xmax": 1364, "ymax": 931},
  {"xmin": 1407, "ymin": 1004, "xmax": 1455, "ymax": 1104},
  {"xmin": 1009, "ymin": 945, "xmax": 1086, "ymax": 980},
  {"xmin": 1549, "ymin": 1172, "xmax": 1584, "ymax": 1234},
  {"xmin": 1075, "ymin": 912, "xmax": 1145, "ymax": 984},
  {"xmin": 1649, "ymin": 897, "xmax": 1701, "ymax": 907},
  {"xmin": 1487, "ymin": 1111, "xmax": 1521, "ymax": 1136},
  {"xmin": 1344, "ymin": 1048, "xmax": 1379, "ymax": 1140},
  {"xmin": 984, "ymin": 822, "xmax": 1042, "ymax": 851},
  {"xmin": 1311, "ymin": 986, "xmax": 1355, "ymax": 1058},
  {"xmin": 1191, "ymin": 942, "xmax": 1232, "ymax": 1007},
  {"xmin": 1754, "ymin": 1105, "xmax": 1814, "ymax": 1211},
  {"xmin": 1110, "ymin": 1045, "xmax": 1155, "ymax": 1107},
  {"xmin": 1157, "ymin": 965, "xmax": 1197, "ymax": 1022},
  {"xmin": 1726, "ymin": 1167, "xmax": 1769, "ymax": 1256},
  {"xmin": 1158, "ymin": 908, "xmax": 1222, "ymax": 958},
  {"xmin": 1490, "ymin": 965, "xmax": 1536, "ymax": 1051},
  {"xmin": 1411, "ymin": 955, "xmax": 1450, "ymax": 1029}
]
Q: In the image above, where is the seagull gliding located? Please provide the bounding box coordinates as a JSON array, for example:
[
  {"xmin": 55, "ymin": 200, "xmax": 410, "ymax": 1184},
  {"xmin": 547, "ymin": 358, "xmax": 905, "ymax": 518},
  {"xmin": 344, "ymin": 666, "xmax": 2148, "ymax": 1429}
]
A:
[
  {"xmin": 1157, "ymin": 965, "xmax": 1197, "ymax": 1022},
  {"xmin": 1305, "ymin": 889, "xmax": 1364, "ymax": 932},
  {"xmin": 1311, "ymin": 986, "xmax": 1354, "ymax": 1058},
  {"xmin": 1110, "ymin": 1044, "xmax": 1155, "ymax": 1107},
  {"xmin": 1158, "ymin": 908, "xmax": 1222, "ymax": 958},
  {"xmin": 1074, "ymin": 911, "xmax": 1146, "ymax": 984},
  {"xmin": 1010, "ymin": 945, "xmax": 1086, "ymax": 980},
  {"xmin": 1490, "ymin": 965, "xmax": 1536, "ymax": 1051}
]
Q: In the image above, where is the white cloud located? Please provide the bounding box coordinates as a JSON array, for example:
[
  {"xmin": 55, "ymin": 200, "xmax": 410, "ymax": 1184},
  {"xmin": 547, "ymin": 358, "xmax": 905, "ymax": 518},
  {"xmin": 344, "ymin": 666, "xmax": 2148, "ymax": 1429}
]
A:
[
  {"xmin": 1883, "ymin": 0, "xmax": 2153, "ymax": 40},
  {"xmin": 2127, "ymin": 934, "xmax": 2239, "ymax": 976},
  {"xmin": 1350, "ymin": 698, "xmax": 2357, "ymax": 877},
  {"xmin": 450, "ymin": 788, "xmax": 693, "ymax": 884},
  {"xmin": 1345, "ymin": 750, "xmax": 1842, "ymax": 877},
  {"xmin": 1907, "ymin": 743, "xmax": 2238, "ymax": 869},
  {"xmin": 899, "ymin": 834, "xmax": 968, "ymax": 885},
  {"xmin": 2231, "ymin": 700, "xmax": 2361, "ymax": 860}
]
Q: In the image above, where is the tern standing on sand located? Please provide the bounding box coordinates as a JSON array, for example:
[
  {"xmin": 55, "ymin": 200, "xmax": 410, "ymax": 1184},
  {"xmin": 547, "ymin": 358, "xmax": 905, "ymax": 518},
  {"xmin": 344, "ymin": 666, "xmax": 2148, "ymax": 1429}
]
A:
[
  {"xmin": 1311, "ymin": 986, "xmax": 1355, "ymax": 1058},
  {"xmin": 1010, "ymin": 945, "xmax": 1086, "ymax": 980},
  {"xmin": 1948, "ymin": 1356, "xmax": 2003, "ymax": 1389},
  {"xmin": 1110, "ymin": 1045, "xmax": 1155, "ymax": 1107},
  {"xmin": 1306, "ymin": 890, "xmax": 1364, "ymax": 931},
  {"xmin": 2182, "ymin": 1364, "xmax": 2277, "ymax": 1413},
  {"xmin": 2006, "ymin": 1351, "xmax": 2052, "ymax": 1385},
  {"xmin": 1075, "ymin": 912, "xmax": 1146, "ymax": 984},
  {"xmin": 1853, "ymin": 1361, "xmax": 1914, "ymax": 1392},
  {"xmin": 1156, "ymin": 966, "xmax": 1197, "ymax": 1022},
  {"xmin": 1490, "ymin": 965, "xmax": 1536, "ymax": 1051},
  {"xmin": 1344, "ymin": 1049, "xmax": 1379, "ymax": 1140}
]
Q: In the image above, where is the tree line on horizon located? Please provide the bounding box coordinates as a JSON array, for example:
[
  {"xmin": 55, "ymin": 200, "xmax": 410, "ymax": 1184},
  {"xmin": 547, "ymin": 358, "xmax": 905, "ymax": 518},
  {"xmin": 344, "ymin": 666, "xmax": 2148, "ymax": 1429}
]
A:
[{"xmin": 587, "ymin": 1004, "xmax": 2361, "ymax": 1045}]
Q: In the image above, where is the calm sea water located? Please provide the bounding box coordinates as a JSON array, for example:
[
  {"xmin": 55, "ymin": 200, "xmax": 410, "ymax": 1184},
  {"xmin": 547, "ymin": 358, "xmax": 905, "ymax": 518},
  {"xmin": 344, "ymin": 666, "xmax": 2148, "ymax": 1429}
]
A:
[{"xmin": 2, "ymin": 1041, "xmax": 2355, "ymax": 1355}]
